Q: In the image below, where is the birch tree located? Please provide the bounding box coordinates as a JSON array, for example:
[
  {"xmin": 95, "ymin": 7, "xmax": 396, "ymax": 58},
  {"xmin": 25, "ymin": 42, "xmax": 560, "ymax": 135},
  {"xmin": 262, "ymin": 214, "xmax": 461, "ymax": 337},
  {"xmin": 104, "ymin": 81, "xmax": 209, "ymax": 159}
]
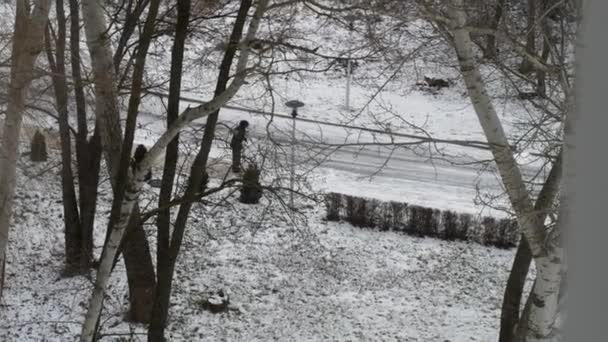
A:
[
  {"xmin": 78, "ymin": 0, "xmax": 270, "ymax": 340},
  {"xmin": 417, "ymin": 0, "xmax": 567, "ymax": 340},
  {"xmin": 80, "ymin": 0, "xmax": 160, "ymax": 323},
  {"xmin": 0, "ymin": 0, "xmax": 51, "ymax": 298}
]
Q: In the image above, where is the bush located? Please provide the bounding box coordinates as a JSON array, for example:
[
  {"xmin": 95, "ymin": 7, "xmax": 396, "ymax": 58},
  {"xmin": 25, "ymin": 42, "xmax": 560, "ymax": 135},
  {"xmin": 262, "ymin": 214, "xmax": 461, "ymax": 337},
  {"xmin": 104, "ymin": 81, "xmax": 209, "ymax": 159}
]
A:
[
  {"xmin": 442, "ymin": 210, "xmax": 459, "ymax": 240},
  {"xmin": 495, "ymin": 218, "xmax": 519, "ymax": 248},
  {"xmin": 406, "ymin": 205, "xmax": 427, "ymax": 237},
  {"xmin": 481, "ymin": 216, "xmax": 498, "ymax": 246},
  {"xmin": 345, "ymin": 195, "xmax": 369, "ymax": 228},
  {"xmin": 377, "ymin": 201, "xmax": 393, "ymax": 231},
  {"xmin": 239, "ymin": 164, "xmax": 263, "ymax": 204},
  {"xmin": 457, "ymin": 213, "xmax": 472, "ymax": 242},
  {"xmin": 390, "ymin": 201, "xmax": 407, "ymax": 232},
  {"xmin": 325, "ymin": 192, "xmax": 342, "ymax": 221},
  {"xmin": 30, "ymin": 130, "xmax": 47, "ymax": 162},
  {"xmin": 321, "ymin": 192, "xmax": 516, "ymax": 249}
]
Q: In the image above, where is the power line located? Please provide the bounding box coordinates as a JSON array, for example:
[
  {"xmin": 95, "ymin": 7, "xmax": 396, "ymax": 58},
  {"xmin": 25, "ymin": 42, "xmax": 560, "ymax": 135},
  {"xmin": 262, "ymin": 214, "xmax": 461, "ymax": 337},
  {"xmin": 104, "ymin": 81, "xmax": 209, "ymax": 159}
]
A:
[{"xmin": 145, "ymin": 90, "xmax": 494, "ymax": 151}]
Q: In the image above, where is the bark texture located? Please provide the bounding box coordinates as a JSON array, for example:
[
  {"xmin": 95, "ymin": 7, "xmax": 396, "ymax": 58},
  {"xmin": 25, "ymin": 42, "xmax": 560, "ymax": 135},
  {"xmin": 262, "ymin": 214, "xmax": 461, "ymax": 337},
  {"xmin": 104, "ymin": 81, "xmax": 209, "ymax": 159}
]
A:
[
  {"xmin": 0, "ymin": 0, "xmax": 51, "ymax": 298},
  {"xmin": 448, "ymin": 1, "xmax": 564, "ymax": 340}
]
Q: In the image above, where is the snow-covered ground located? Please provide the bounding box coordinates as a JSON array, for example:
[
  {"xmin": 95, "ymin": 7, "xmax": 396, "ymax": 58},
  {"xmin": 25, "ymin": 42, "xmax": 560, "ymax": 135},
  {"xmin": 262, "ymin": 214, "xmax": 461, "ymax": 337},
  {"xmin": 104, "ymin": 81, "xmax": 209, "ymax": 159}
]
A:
[
  {"xmin": 0, "ymin": 154, "xmax": 533, "ymax": 341},
  {"xmin": 0, "ymin": 2, "xmax": 556, "ymax": 340}
]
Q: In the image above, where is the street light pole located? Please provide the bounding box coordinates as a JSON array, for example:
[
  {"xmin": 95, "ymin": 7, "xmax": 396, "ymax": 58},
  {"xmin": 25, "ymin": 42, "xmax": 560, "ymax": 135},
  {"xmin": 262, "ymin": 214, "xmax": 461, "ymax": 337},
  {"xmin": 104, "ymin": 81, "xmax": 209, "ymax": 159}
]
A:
[
  {"xmin": 346, "ymin": 56, "xmax": 351, "ymax": 111},
  {"xmin": 345, "ymin": 16, "xmax": 356, "ymax": 112},
  {"xmin": 290, "ymin": 109, "xmax": 296, "ymax": 207},
  {"xmin": 285, "ymin": 100, "xmax": 305, "ymax": 208}
]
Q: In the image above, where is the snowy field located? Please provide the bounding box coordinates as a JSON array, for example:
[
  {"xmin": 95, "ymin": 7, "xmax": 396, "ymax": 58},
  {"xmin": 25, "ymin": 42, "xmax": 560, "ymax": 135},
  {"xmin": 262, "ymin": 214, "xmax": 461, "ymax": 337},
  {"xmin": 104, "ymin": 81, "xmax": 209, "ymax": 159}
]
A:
[
  {"xmin": 0, "ymin": 155, "xmax": 532, "ymax": 341},
  {"xmin": 0, "ymin": 1, "xmax": 553, "ymax": 341}
]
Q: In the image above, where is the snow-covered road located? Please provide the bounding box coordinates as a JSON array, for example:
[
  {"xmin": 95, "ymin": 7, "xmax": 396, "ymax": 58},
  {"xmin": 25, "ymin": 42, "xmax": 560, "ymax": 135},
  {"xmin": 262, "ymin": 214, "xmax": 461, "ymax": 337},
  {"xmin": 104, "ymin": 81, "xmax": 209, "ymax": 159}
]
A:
[{"xmin": 137, "ymin": 93, "xmax": 542, "ymax": 218}]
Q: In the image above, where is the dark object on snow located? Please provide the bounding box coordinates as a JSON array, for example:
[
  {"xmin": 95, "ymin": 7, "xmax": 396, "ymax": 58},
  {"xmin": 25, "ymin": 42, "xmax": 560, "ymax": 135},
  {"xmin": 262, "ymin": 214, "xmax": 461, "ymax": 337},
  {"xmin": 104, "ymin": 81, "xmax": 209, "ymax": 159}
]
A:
[
  {"xmin": 423, "ymin": 76, "xmax": 450, "ymax": 89},
  {"xmin": 239, "ymin": 163, "xmax": 263, "ymax": 204},
  {"xmin": 517, "ymin": 91, "xmax": 539, "ymax": 100},
  {"xmin": 30, "ymin": 130, "xmax": 48, "ymax": 162},
  {"xmin": 323, "ymin": 192, "xmax": 519, "ymax": 248},
  {"xmin": 131, "ymin": 144, "xmax": 152, "ymax": 182},
  {"xmin": 230, "ymin": 120, "xmax": 249, "ymax": 173},
  {"xmin": 201, "ymin": 289, "xmax": 230, "ymax": 313}
]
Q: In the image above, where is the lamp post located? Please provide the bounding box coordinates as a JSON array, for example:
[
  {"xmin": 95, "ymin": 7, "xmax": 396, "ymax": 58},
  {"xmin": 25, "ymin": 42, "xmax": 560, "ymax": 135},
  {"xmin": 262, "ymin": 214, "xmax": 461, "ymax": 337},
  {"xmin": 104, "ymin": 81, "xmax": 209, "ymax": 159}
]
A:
[
  {"xmin": 345, "ymin": 15, "xmax": 357, "ymax": 111},
  {"xmin": 285, "ymin": 100, "xmax": 305, "ymax": 208}
]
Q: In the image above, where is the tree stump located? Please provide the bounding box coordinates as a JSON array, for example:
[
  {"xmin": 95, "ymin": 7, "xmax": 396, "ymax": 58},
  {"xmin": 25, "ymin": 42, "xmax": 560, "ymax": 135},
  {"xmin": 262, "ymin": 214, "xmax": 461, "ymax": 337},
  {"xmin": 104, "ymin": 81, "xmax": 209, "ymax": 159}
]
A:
[{"xmin": 30, "ymin": 130, "xmax": 48, "ymax": 162}]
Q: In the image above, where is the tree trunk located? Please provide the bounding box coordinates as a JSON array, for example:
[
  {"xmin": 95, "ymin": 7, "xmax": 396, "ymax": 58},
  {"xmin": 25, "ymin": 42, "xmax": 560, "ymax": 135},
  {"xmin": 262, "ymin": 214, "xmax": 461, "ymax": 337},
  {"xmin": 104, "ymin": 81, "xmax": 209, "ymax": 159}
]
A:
[
  {"xmin": 78, "ymin": 130, "xmax": 102, "ymax": 271},
  {"xmin": 45, "ymin": 0, "xmax": 84, "ymax": 275},
  {"xmin": 147, "ymin": 0, "xmax": 191, "ymax": 339},
  {"xmin": 519, "ymin": 0, "xmax": 537, "ymax": 74},
  {"xmin": 81, "ymin": 0, "xmax": 158, "ymax": 327},
  {"xmin": 70, "ymin": 0, "xmax": 101, "ymax": 272},
  {"xmin": 0, "ymin": 0, "xmax": 51, "ymax": 298},
  {"xmin": 80, "ymin": 0, "xmax": 122, "ymax": 176},
  {"xmin": 123, "ymin": 205, "xmax": 156, "ymax": 323},
  {"xmin": 499, "ymin": 151, "xmax": 563, "ymax": 342},
  {"xmin": 536, "ymin": 0, "xmax": 552, "ymax": 97},
  {"xmin": 148, "ymin": 1, "xmax": 252, "ymax": 340},
  {"xmin": 102, "ymin": 0, "xmax": 161, "ymax": 321},
  {"xmin": 485, "ymin": 0, "xmax": 506, "ymax": 60},
  {"xmin": 79, "ymin": 0, "xmax": 269, "ymax": 339},
  {"xmin": 113, "ymin": 0, "xmax": 150, "ymax": 74},
  {"xmin": 500, "ymin": 239, "xmax": 533, "ymax": 342},
  {"xmin": 450, "ymin": 2, "xmax": 545, "ymax": 257},
  {"xmin": 447, "ymin": 1, "xmax": 563, "ymax": 339}
]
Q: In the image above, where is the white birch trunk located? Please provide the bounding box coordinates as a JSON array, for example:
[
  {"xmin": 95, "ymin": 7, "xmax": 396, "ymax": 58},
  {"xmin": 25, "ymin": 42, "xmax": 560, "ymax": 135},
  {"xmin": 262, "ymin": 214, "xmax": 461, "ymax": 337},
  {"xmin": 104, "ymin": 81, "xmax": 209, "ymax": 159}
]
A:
[
  {"xmin": 78, "ymin": 0, "xmax": 269, "ymax": 340},
  {"xmin": 445, "ymin": 0, "xmax": 564, "ymax": 340},
  {"xmin": 448, "ymin": 1, "xmax": 546, "ymax": 258},
  {"xmin": 525, "ymin": 252, "xmax": 563, "ymax": 342},
  {"xmin": 0, "ymin": 0, "xmax": 51, "ymax": 298},
  {"xmin": 80, "ymin": 0, "xmax": 123, "ymax": 177}
]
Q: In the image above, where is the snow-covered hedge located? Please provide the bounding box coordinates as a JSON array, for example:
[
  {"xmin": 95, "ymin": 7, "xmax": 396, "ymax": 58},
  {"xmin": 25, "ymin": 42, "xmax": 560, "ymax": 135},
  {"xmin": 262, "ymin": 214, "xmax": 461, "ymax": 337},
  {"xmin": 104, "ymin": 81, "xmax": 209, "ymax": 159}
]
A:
[{"xmin": 324, "ymin": 192, "xmax": 518, "ymax": 248}]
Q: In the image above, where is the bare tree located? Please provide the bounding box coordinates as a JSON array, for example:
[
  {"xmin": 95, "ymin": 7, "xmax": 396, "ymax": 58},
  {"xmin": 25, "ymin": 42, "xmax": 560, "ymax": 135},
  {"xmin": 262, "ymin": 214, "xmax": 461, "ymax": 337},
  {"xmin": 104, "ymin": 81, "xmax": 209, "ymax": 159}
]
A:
[
  {"xmin": 69, "ymin": 0, "xmax": 103, "ymax": 274},
  {"xmin": 44, "ymin": 0, "xmax": 86, "ymax": 276},
  {"xmin": 79, "ymin": 0, "xmax": 162, "ymax": 324},
  {"xmin": 485, "ymin": 0, "xmax": 506, "ymax": 60},
  {"xmin": 415, "ymin": 0, "xmax": 568, "ymax": 339},
  {"xmin": 78, "ymin": 0, "xmax": 270, "ymax": 340},
  {"xmin": 499, "ymin": 151, "xmax": 561, "ymax": 342},
  {"xmin": 148, "ymin": 0, "xmax": 253, "ymax": 340},
  {"xmin": 147, "ymin": 0, "xmax": 193, "ymax": 338},
  {"xmin": 0, "ymin": 0, "xmax": 51, "ymax": 298},
  {"xmin": 519, "ymin": 0, "xmax": 537, "ymax": 74}
]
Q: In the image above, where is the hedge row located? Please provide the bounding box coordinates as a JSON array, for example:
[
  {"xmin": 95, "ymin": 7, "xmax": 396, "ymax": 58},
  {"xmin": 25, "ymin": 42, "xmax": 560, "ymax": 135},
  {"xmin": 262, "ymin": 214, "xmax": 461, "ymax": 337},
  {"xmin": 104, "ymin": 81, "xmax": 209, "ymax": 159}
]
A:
[{"xmin": 324, "ymin": 192, "xmax": 519, "ymax": 248}]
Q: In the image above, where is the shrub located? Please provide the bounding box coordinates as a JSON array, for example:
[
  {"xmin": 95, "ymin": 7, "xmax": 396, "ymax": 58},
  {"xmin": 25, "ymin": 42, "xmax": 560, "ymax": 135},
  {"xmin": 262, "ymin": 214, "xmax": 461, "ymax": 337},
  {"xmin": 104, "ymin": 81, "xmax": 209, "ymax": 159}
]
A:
[
  {"xmin": 239, "ymin": 164, "xmax": 263, "ymax": 204},
  {"xmin": 325, "ymin": 192, "xmax": 342, "ymax": 221},
  {"xmin": 30, "ymin": 130, "xmax": 48, "ymax": 162}
]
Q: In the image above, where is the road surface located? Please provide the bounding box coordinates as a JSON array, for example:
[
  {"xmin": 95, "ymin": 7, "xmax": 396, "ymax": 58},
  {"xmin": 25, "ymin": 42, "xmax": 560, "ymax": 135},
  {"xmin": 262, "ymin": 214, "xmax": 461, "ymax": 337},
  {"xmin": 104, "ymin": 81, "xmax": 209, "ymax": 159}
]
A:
[{"xmin": 137, "ymin": 93, "xmax": 543, "ymax": 217}]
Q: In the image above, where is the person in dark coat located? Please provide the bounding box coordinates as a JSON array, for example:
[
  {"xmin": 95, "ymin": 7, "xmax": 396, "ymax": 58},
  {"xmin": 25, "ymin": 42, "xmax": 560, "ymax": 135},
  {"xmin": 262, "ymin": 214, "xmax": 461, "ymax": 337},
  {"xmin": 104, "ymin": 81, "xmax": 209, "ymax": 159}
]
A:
[{"xmin": 230, "ymin": 120, "xmax": 249, "ymax": 173}]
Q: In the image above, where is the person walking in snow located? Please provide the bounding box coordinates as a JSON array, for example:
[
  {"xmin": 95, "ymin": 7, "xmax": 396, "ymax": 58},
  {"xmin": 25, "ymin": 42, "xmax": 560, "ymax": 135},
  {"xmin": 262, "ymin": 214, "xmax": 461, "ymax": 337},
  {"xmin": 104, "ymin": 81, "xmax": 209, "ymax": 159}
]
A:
[{"xmin": 230, "ymin": 120, "xmax": 249, "ymax": 173}]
